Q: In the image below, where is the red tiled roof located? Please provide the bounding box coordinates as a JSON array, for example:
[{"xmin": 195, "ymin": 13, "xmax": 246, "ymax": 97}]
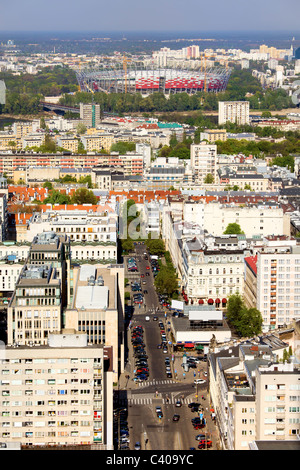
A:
[{"xmin": 244, "ymin": 255, "xmax": 257, "ymax": 275}]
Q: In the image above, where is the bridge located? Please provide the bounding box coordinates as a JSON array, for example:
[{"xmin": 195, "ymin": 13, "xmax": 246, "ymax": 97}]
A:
[
  {"xmin": 41, "ymin": 101, "xmax": 117, "ymax": 117},
  {"xmin": 41, "ymin": 102, "xmax": 80, "ymax": 114}
]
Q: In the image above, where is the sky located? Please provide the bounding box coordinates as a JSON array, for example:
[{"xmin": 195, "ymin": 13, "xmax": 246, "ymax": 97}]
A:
[{"xmin": 0, "ymin": 0, "xmax": 300, "ymax": 32}]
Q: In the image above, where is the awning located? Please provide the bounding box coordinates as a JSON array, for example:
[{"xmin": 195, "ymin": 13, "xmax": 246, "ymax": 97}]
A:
[
  {"xmin": 184, "ymin": 343, "xmax": 194, "ymax": 348},
  {"xmin": 198, "ymin": 299, "xmax": 204, "ymax": 304},
  {"xmin": 215, "ymin": 298, "xmax": 221, "ymax": 304},
  {"xmin": 207, "ymin": 298, "xmax": 214, "ymax": 304},
  {"xmin": 222, "ymin": 298, "xmax": 227, "ymax": 303}
]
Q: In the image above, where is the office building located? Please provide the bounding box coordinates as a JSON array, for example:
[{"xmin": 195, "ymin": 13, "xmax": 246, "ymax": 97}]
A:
[
  {"xmin": 65, "ymin": 263, "xmax": 125, "ymax": 381},
  {"xmin": 80, "ymin": 103, "xmax": 101, "ymax": 128}
]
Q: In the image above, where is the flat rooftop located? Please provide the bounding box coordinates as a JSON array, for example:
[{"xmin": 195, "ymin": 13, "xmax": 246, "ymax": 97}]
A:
[{"xmin": 72, "ymin": 265, "xmax": 117, "ymax": 311}]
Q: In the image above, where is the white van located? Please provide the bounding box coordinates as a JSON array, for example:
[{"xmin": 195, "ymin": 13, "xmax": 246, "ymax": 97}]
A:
[{"xmin": 145, "ymin": 316, "xmax": 150, "ymax": 321}]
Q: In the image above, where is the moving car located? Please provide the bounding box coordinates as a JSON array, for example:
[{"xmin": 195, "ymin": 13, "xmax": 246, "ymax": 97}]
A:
[
  {"xmin": 194, "ymin": 379, "xmax": 206, "ymax": 385},
  {"xmin": 173, "ymin": 414, "xmax": 180, "ymax": 422}
]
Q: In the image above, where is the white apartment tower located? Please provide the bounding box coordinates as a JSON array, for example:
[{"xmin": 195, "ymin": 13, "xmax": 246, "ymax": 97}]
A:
[
  {"xmin": 246, "ymin": 237, "xmax": 300, "ymax": 332},
  {"xmin": 190, "ymin": 142, "xmax": 217, "ymax": 184},
  {"xmin": 218, "ymin": 101, "xmax": 250, "ymax": 125}
]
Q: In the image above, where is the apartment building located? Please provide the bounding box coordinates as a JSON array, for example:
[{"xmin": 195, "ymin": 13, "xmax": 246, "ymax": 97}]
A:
[
  {"xmin": 0, "ymin": 330, "xmax": 114, "ymax": 449},
  {"xmin": 224, "ymin": 174, "xmax": 269, "ymax": 192},
  {"xmin": 17, "ymin": 208, "xmax": 118, "ymax": 251},
  {"xmin": 22, "ymin": 134, "xmax": 45, "ymax": 150},
  {"xmin": 7, "ymin": 264, "xmax": 62, "ymax": 346},
  {"xmin": 7, "ymin": 232, "xmax": 71, "ymax": 346},
  {"xmin": 218, "ymin": 101, "xmax": 250, "ymax": 125},
  {"xmin": 144, "ymin": 157, "xmax": 193, "ymax": 189},
  {"xmin": 65, "ymin": 263, "xmax": 125, "ymax": 381},
  {"xmin": 208, "ymin": 338, "xmax": 300, "ymax": 450},
  {"xmin": 202, "ymin": 201, "xmax": 289, "ymax": 238},
  {"xmin": 81, "ymin": 134, "xmax": 114, "ymax": 153},
  {"xmin": 0, "ymin": 134, "xmax": 22, "ymax": 151},
  {"xmin": 200, "ymin": 129, "xmax": 227, "ymax": 143},
  {"xmin": 244, "ymin": 236, "xmax": 300, "ymax": 332},
  {"xmin": 56, "ymin": 136, "xmax": 79, "ymax": 153},
  {"xmin": 181, "ymin": 236, "xmax": 245, "ymax": 304},
  {"xmin": 190, "ymin": 142, "xmax": 218, "ymax": 184},
  {"xmin": 12, "ymin": 120, "xmax": 40, "ymax": 139}
]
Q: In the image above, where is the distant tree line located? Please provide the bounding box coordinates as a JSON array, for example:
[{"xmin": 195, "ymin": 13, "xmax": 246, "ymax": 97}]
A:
[{"xmin": 0, "ymin": 66, "xmax": 296, "ymax": 117}]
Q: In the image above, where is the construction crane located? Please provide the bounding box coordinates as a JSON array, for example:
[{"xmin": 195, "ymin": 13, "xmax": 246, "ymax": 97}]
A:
[{"xmin": 123, "ymin": 55, "xmax": 132, "ymax": 94}]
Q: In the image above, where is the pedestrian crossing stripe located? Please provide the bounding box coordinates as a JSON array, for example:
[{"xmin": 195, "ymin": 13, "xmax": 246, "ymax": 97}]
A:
[
  {"xmin": 116, "ymin": 396, "xmax": 196, "ymax": 406},
  {"xmin": 137, "ymin": 379, "xmax": 177, "ymax": 387}
]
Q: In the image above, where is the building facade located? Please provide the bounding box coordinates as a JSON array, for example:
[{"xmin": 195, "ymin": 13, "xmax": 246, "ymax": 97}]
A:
[{"xmin": 0, "ymin": 331, "xmax": 114, "ymax": 449}]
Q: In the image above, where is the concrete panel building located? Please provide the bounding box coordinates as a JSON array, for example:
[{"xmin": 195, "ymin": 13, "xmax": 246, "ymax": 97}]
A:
[{"xmin": 0, "ymin": 330, "xmax": 114, "ymax": 449}]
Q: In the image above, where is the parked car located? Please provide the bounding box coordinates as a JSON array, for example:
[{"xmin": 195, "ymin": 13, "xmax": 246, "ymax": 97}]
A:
[{"xmin": 198, "ymin": 440, "xmax": 212, "ymax": 449}]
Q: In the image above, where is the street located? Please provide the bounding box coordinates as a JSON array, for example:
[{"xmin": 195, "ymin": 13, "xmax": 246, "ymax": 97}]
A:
[{"xmin": 116, "ymin": 242, "xmax": 219, "ymax": 451}]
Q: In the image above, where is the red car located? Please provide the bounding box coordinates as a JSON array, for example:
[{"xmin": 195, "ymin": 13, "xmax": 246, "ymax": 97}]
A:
[
  {"xmin": 193, "ymin": 423, "xmax": 205, "ymax": 430},
  {"xmin": 146, "ymin": 266, "xmax": 150, "ymax": 270},
  {"xmin": 198, "ymin": 440, "xmax": 212, "ymax": 449}
]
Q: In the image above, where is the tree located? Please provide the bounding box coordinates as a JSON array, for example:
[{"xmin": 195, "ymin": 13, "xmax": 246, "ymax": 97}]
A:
[
  {"xmin": 154, "ymin": 265, "xmax": 178, "ymax": 297},
  {"xmin": 234, "ymin": 307, "xmax": 263, "ymax": 337},
  {"xmin": 71, "ymin": 188, "xmax": 98, "ymax": 205},
  {"xmin": 226, "ymin": 293, "xmax": 245, "ymax": 326},
  {"xmin": 226, "ymin": 294, "xmax": 263, "ymax": 337},
  {"xmin": 145, "ymin": 239, "xmax": 165, "ymax": 256},
  {"xmin": 76, "ymin": 123, "xmax": 87, "ymax": 135},
  {"xmin": 223, "ymin": 223, "xmax": 244, "ymax": 235},
  {"xmin": 110, "ymin": 141, "xmax": 136, "ymax": 154},
  {"xmin": 44, "ymin": 190, "xmax": 71, "ymax": 205},
  {"xmin": 42, "ymin": 181, "xmax": 53, "ymax": 190},
  {"xmin": 204, "ymin": 173, "xmax": 214, "ymax": 184}
]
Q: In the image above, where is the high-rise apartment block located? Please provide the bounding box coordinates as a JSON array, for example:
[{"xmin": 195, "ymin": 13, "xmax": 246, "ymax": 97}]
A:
[
  {"xmin": 244, "ymin": 236, "xmax": 300, "ymax": 332},
  {"xmin": 218, "ymin": 101, "xmax": 250, "ymax": 125},
  {"xmin": 0, "ymin": 330, "xmax": 114, "ymax": 449},
  {"xmin": 190, "ymin": 142, "xmax": 217, "ymax": 184},
  {"xmin": 80, "ymin": 103, "xmax": 101, "ymax": 128}
]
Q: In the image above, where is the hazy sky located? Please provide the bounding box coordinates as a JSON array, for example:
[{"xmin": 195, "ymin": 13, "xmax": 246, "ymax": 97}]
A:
[{"xmin": 0, "ymin": 0, "xmax": 300, "ymax": 32}]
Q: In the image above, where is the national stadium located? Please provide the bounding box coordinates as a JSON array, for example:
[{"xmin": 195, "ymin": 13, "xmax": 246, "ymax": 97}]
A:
[{"xmin": 76, "ymin": 61, "xmax": 231, "ymax": 95}]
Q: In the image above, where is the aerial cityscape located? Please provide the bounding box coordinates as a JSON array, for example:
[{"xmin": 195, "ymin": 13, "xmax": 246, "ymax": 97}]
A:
[{"xmin": 0, "ymin": 0, "xmax": 300, "ymax": 458}]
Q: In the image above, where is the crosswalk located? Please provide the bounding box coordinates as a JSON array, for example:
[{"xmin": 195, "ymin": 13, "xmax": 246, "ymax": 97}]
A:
[
  {"xmin": 136, "ymin": 379, "xmax": 177, "ymax": 387},
  {"xmin": 117, "ymin": 395, "xmax": 196, "ymax": 406}
]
